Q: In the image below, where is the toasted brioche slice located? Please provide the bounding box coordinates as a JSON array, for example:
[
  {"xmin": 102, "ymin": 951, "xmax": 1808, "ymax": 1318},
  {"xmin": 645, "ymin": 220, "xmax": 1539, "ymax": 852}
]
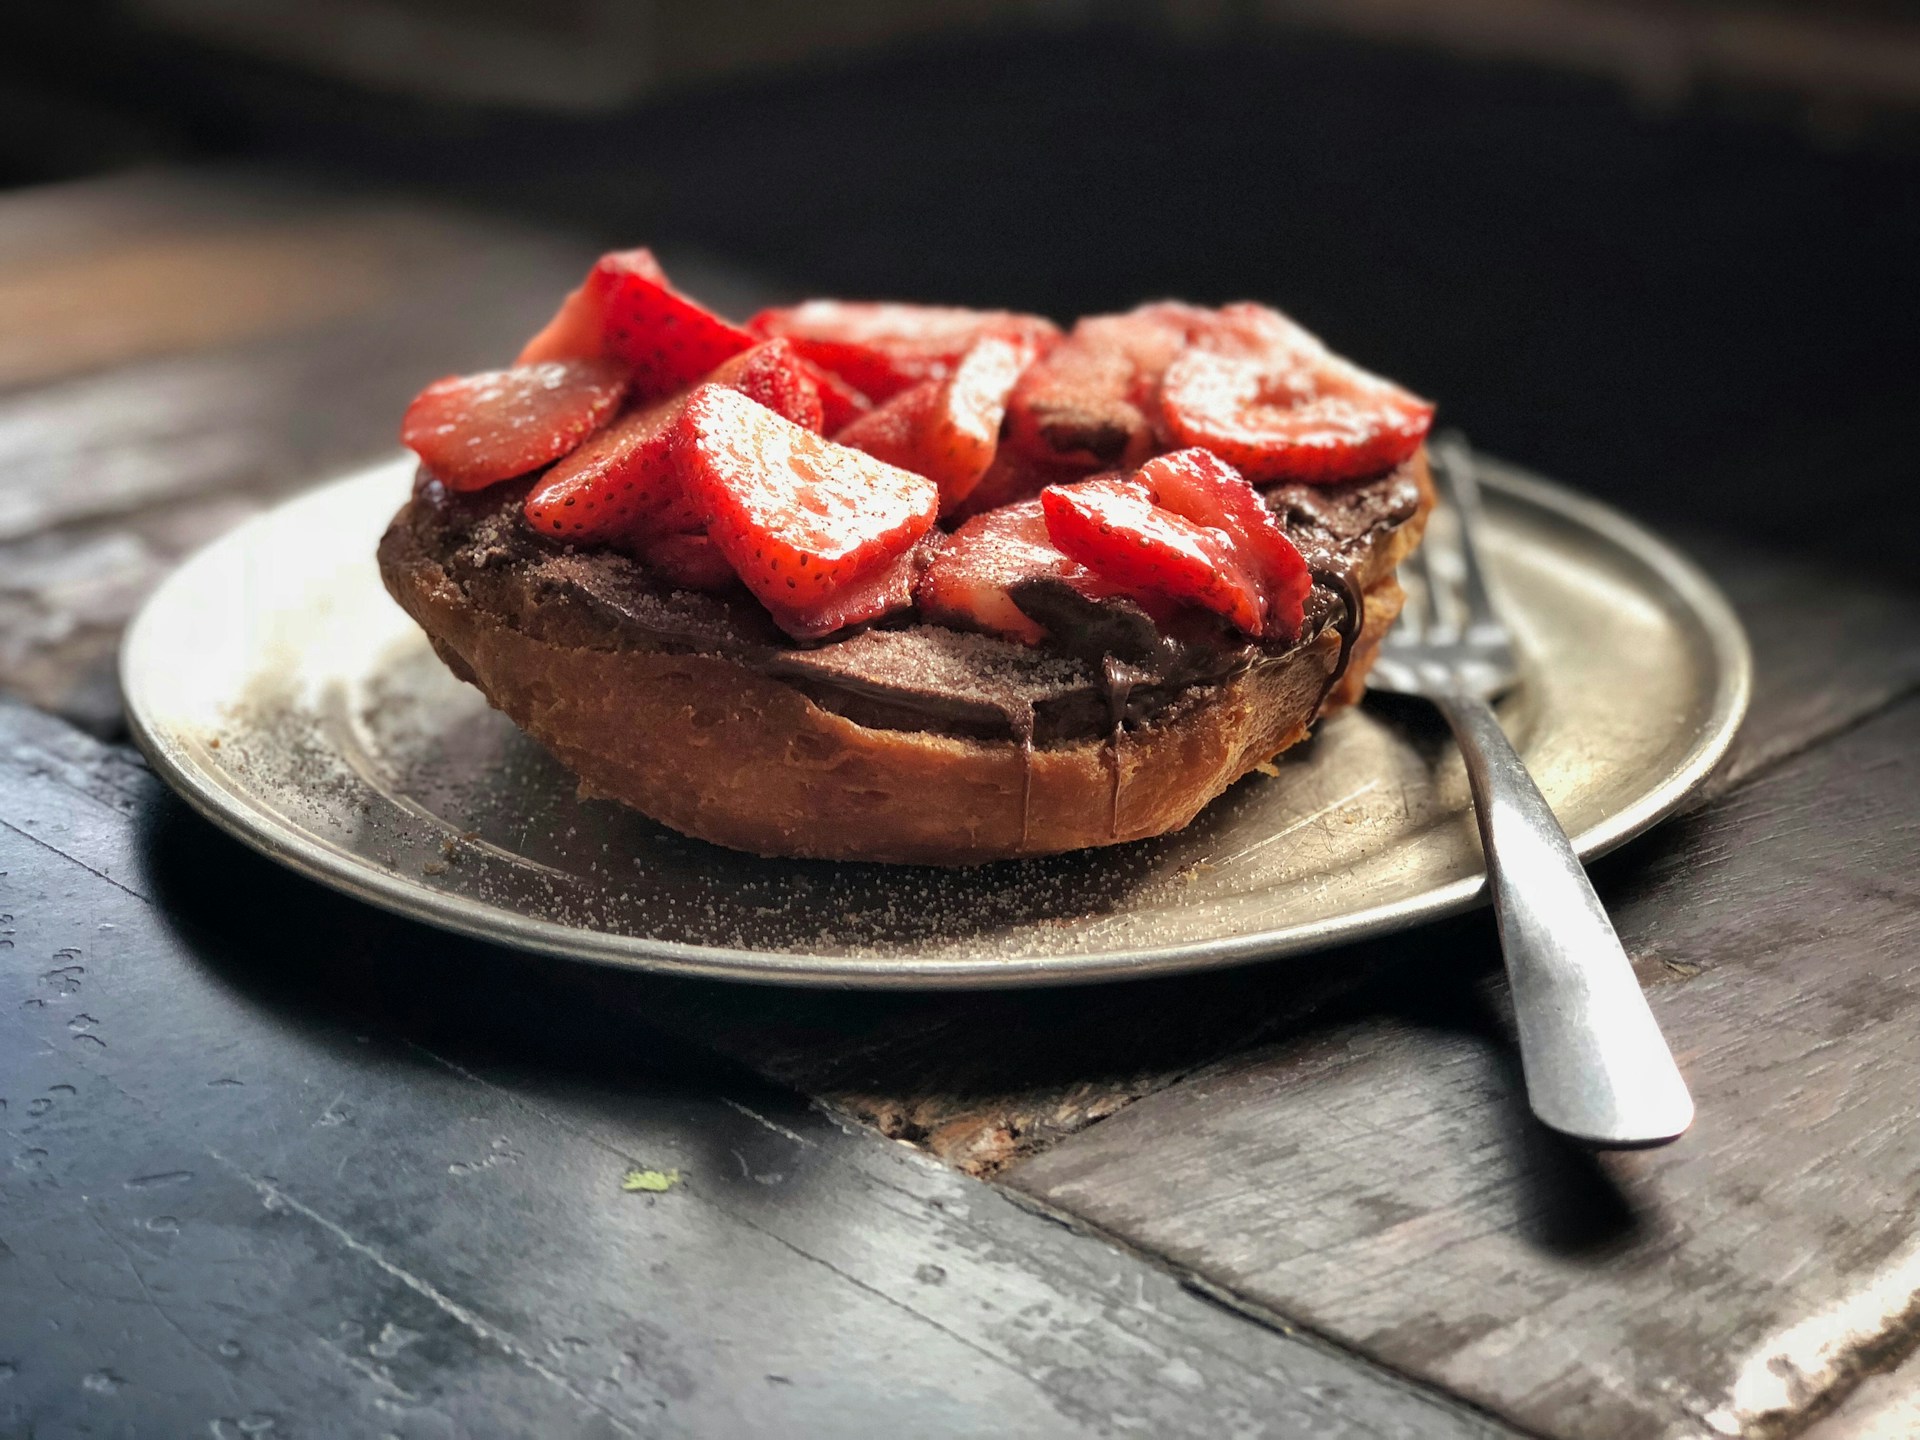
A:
[{"xmin": 377, "ymin": 458, "xmax": 1429, "ymax": 865}]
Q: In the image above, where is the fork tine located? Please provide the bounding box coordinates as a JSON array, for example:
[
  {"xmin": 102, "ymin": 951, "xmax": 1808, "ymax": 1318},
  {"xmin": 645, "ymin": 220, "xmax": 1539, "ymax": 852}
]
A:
[
  {"xmin": 1393, "ymin": 542, "xmax": 1438, "ymax": 644},
  {"xmin": 1430, "ymin": 433, "xmax": 1502, "ymax": 633}
]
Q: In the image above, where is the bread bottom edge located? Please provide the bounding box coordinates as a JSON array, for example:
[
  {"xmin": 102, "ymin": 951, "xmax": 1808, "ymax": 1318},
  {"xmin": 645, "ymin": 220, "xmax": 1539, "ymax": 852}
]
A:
[{"xmin": 384, "ymin": 520, "xmax": 1405, "ymax": 864}]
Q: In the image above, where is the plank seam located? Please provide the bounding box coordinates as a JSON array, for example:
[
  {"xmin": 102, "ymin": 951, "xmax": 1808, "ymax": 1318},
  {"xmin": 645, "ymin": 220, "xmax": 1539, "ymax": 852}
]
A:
[
  {"xmin": 0, "ymin": 814, "xmax": 148, "ymax": 904},
  {"xmin": 990, "ymin": 1183, "xmax": 1543, "ymax": 1439},
  {"xmin": 4, "ymin": 798, "xmax": 1243, "ymax": 1427},
  {"xmin": 206, "ymin": 1152, "xmax": 648, "ymax": 1437},
  {"xmin": 389, "ymin": 1047, "xmax": 1116, "ymax": 1423},
  {"xmin": 0, "ymin": 927, "xmax": 647, "ymax": 1432}
]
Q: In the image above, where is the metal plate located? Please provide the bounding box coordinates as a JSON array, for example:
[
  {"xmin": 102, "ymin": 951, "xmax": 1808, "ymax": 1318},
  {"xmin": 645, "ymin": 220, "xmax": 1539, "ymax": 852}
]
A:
[{"xmin": 122, "ymin": 455, "xmax": 1749, "ymax": 988}]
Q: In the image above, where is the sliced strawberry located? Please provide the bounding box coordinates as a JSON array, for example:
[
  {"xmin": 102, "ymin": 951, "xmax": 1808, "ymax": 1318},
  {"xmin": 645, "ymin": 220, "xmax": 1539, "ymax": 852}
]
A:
[
  {"xmin": 944, "ymin": 447, "xmax": 1095, "ymax": 524},
  {"xmin": 402, "ymin": 359, "xmax": 626, "ymax": 492},
  {"xmin": 550, "ymin": 344, "xmax": 823, "ymax": 544},
  {"xmin": 1160, "ymin": 304, "xmax": 1434, "ymax": 485},
  {"xmin": 523, "ymin": 396, "xmax": 690, "ymax": 541},
  {"xmin": 832, "ymin": 381, "xmax": 938, "ymax": 475},
  {"xmin": 749, "ymin": 300, "xmax": 1059, "ymax": 402},
  {"xmin": 524, "ymin": 339, "xmax": 823, "ymax": 545},
  {"xmin": 1005, "ymin": 302, "xmax": 1213, "ymax": 469},
  {"xmin": 517, "ymin": 248, "xmax": 666, "ymax": 365},
  {"xmin": 1135, "ymin": 448, "xmax": 1311, "ymax": 638},
  {"xmin": 1038, "ymin": 449, "xmax": 1312, "ymax": 639},
  {"xmin": 1041, "ymin": 474, "xmax": 1268, "ymax": 636},
  {"xmin": 516, "ymin": 282, "xmax": 606, "ymax": 366},
  {"xmin": 913, "ymin": 499, "xmax": 1101, "ymax": 645},
  {"xmin": 711, "ymin": 336, "xmax": 824, "ymax": 433},
  {"xmin": 833, "ymin": 332, "xmax": 1040, "ymax": 512},
  {"xmin": 601, "ymin": 259, "xmax": 756, "ymax": 399},
  {"xmin": 794, "ymin": 355, "xmax": 873, "ymax": 432},
  {"xmin": 636, "ymin": 530, "xmax": 739, "ymax": 593},
  {"xmin": 516, "ymin": 248, "xmax": 754, "ymax": 400},
  {"xmin": 767, "ymin": 531, "xmax": 941, "ymax": 641},
  {"xmin": 676, "ymin": 386, "xmax": 939, "ymax": 620}
]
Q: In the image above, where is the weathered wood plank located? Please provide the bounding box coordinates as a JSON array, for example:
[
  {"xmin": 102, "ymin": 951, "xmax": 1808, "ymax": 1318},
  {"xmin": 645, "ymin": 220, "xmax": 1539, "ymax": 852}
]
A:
[
  {"xmin": 1009, "ymin": 697, "xmax": 1920, "ymax": 1440},
  {"xmin": 1674, "ymin": 529, "xmax": 1920, "ymax": 797},
  {"xmin": 0, "ymin": 218, "xmax": 577, "ymax": 541},
  {"xmin": 0, "ymin": 169, "xmax": 587, "ymax": 396},
  {"xmin": 0, "ymin": 168, "xmax": 316, "ymax": 270},
  {"xmin": 0, "ymin": 179, "xmax": 594, "ymax": 731},
  {"xmin": 0, "ymin": 213, "xmax": 417, "ymax": 391},
  {"xmin": 621, "ymin": 928, "xmax": 1416, "ymax": 1177},
  {"xmin": 0, "ymin": 698, "xmax": 1506, "ymax": 1440},
  {"xmin": 1805, "ymin": 1344, "xmax": 1920, "ymax": 1439}
]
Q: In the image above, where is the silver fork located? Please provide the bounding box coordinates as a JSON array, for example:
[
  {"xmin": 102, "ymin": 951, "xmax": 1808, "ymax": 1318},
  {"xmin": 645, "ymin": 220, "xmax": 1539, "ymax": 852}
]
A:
[{"xmin": 1371, "ymin": 436, "xmax": 1694, "ymax": 1147}]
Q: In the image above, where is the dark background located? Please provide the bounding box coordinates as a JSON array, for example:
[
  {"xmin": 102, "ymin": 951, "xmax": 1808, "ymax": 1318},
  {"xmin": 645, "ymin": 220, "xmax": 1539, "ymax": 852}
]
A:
[{"xmin": 6, "ymin": 0, "xmax": 1918, "ymax": 581}]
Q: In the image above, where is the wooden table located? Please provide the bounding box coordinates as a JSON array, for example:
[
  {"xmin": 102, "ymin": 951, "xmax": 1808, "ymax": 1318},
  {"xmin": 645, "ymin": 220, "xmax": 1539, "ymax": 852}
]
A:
[{"xmin": 3, "ymin": 168, "xmax": 1919, "ymax": 1439}]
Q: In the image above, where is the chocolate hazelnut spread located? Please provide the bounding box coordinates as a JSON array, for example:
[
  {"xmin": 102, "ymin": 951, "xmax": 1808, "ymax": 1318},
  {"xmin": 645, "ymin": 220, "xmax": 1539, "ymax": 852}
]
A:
[{"xmin": 397, "ymin": 459, "xmax": 1420, "ymax": 747}]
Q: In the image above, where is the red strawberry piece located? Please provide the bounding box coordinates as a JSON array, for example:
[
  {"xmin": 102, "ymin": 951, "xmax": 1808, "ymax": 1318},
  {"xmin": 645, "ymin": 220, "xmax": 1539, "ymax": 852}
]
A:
[
  {"xmin": 676, "ymin": 386, "xmax": 939, "ymax": 621},
  {"xmin": 517, "ymin": 248, "xmax": 668, "ymax": 365},
  {"xmin": 402, "ymin": 359, "xmax": 626, "ymax": 492},
  {"xmin": 1135, "ymin": 447, "xmax": 1311, "ymax": 638},
  {"xmin": 516, "ymin": 248, "xmax": 755, "ymax": 400},
  {"xmin": 524, "ymin": 339, "xmax": 825, "ymax": 545},
  {"xmin": 1041, "ymin": 473, "xmax": 1268, "ymax": 636},
  {"xmin": 913, "ymin": 499, "xmax": 1108, "ymax": 646},
  {"xmin": 708, "ymin": 336, "xmax": 824, "ymax": 433},
  {"xmin": 944, "ymin": 447, "xmax": 1095, "ymax": 524},
  {"xmin": 768, "ymin": 531, "xmax": 943, "ymax": 641},
  {"xmin": 832, "ymin": 380, "xmax": 937, "ymax": 472},
  {"xmin": 1160, "ymin": 303, "xmax": 1434, "ymax": 485},
  {"xmin": 834, "ymin": 332, "xmax": 1041, "ymax": 512},
  {"xmin": 1005, "ymin": 302, "xmax": 1214, "ymax": 469},
  {"xmin": 516, "ymin": 283, "xmax": 605, "ymax": 366},
  {"xmin": 600, "ymin": 258, "xmax": 756, "ymax": 400},
  {"xmin": 793, "ymin": 355, "xmax": 873, "ymax": 432},
  {"xmin": 523, "ymin": 395, "xmax": 690, "ymax": 542},
  {"xmin": 636, "ymin": 531, "xmax": 739, "ymax": 593},
  {"xmin": 749, "ymin": 300, "xmax": 1059, "ymax": 402}
]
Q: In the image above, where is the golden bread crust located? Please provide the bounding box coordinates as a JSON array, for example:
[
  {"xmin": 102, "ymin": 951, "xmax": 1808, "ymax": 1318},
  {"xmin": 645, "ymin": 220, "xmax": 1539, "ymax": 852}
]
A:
[{"xmin": 376, "ymin": 456, "xmax": 1430, "ymax": 864}]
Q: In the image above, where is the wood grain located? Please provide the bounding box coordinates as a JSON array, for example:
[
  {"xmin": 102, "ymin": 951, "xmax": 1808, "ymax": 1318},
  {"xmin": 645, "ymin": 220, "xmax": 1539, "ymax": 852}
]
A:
[
  {"xmin": 1675, "ymin": 529, "xmax": 1920, "ymax": 797},
  {"xmin": 0, "ymin": 168, "xmax": 315, "ymax": 270},
  {"xmin": 1805, "ymin": 1345, "xmax": 1920, "ymax": 1439},
  {"xmin": 0, "ymin": 697, "xmax": 1504, "ymax": 1440},
  {"xmin": 0, "ymin": 222, "xmax": 402, "ymax": 390},
  {"xmin": 1009, "ymin": 697, "xmax": 1920, "ymax": 1440}
]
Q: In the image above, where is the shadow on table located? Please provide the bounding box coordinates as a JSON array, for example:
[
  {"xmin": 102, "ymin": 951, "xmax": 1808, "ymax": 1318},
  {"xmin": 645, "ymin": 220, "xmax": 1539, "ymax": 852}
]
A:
[{"xmin": 136, "ymin": 786, "xmax": 1651, "ymax": 1256}]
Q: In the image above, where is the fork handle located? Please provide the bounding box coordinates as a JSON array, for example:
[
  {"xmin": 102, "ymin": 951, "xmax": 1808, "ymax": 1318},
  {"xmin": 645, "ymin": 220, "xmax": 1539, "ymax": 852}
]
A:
[{"xmin": 1434, "ymin": 691, "xmax": 1694, "ymax": 1147}]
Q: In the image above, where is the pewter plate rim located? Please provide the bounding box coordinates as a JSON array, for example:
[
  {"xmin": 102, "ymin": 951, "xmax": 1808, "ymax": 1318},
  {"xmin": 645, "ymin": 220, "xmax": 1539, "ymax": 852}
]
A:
[{"xmin": 122, "ymin": 457, "xmax": 1751, "ymax": 989}]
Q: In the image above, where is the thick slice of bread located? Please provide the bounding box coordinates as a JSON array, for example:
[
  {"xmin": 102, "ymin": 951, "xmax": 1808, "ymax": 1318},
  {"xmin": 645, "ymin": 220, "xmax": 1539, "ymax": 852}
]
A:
[{"xmin": 377, "ymin": 460, "xmax": 1430, "ymax": 865}]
